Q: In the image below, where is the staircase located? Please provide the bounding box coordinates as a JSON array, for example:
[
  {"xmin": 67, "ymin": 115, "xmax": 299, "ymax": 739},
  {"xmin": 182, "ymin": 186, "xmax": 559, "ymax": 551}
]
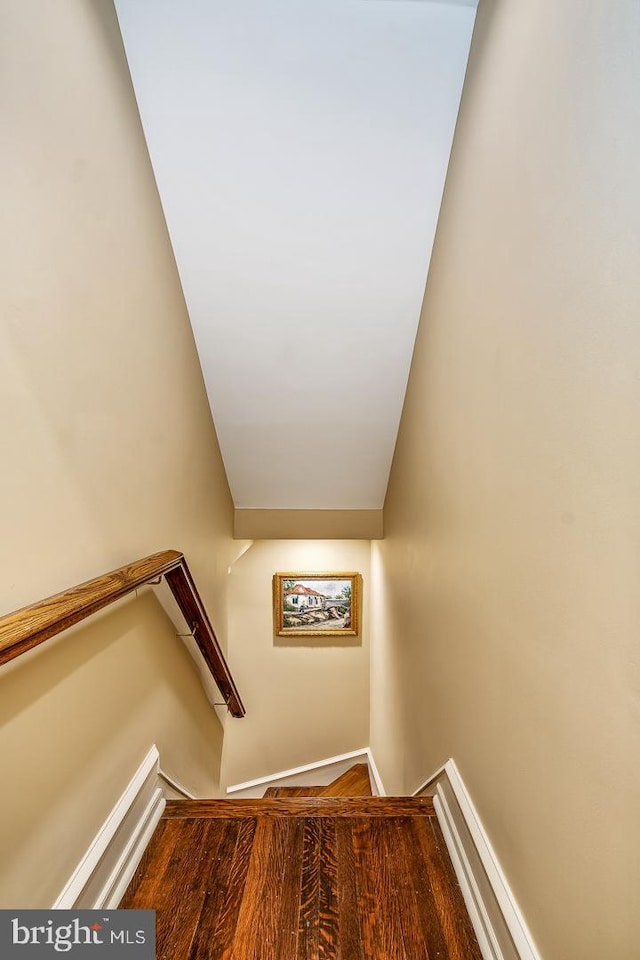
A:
[
  {"xmin": 263, "ymin": 763, "xmax": 373, "ymax": 798},
  {"xmin": 122, "ymin": 765, "xmax": 482, "ymax": 959}
]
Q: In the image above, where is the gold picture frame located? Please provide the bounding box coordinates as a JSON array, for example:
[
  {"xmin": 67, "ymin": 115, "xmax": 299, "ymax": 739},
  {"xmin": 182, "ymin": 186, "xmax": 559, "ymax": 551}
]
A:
[{"xmin": 273, "ymin": 572, "xmax": 360, "ymax": 637}]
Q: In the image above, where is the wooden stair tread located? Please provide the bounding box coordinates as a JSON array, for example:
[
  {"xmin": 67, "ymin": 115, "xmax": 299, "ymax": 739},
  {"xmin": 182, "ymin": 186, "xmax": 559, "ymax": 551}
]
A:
[
  {"xmin": 263, "ymin": 785, "xmax": 325, "ymax": 797},
  {"xmin": 262, "ymin": 762, "xmax": 373, "ymax": 799},
  {"xmin": 164, "ymin": 796, "xmax": 435, "ymax": 818},
  {"xmin": 124, "ymin": 794, "xmax": 482, "ymax": 959},
  {"xmin": 318, "ymin": 762, "xmax": 372, "ymax": 796}
]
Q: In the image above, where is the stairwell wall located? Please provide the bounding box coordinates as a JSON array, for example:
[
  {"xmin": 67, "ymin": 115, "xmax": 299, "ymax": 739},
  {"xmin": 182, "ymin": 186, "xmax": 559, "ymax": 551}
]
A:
[
  {"xmin": 222, "ymin": 540, "xmax": 370, "ymax": 788},
  {"xmin": 370, "ymin": 2, "xmax": 640, "ymax": 959},
  {"xmin": 0, "ymin": 0, "xmax": 234, "ymax": 906}
]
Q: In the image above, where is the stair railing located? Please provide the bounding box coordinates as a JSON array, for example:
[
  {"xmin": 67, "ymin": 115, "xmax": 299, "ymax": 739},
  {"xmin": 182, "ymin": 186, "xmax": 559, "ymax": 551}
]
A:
[{"xmin": 0, "ymin": 549, "xmax": 245, "ymax": 717}]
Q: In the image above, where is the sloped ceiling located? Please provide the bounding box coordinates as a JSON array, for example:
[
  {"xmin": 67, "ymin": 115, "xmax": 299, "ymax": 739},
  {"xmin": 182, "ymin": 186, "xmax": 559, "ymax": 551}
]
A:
[{"xmin": 115, "ymin": 0, "xmax": 476, "ymax": 510}]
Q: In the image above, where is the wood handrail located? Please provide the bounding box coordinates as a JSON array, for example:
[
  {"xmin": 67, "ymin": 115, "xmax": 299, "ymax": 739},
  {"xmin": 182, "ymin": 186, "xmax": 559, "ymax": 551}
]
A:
[{"xmin": 0, "ymin": 550, "xmax": 245, "ymax": 717}]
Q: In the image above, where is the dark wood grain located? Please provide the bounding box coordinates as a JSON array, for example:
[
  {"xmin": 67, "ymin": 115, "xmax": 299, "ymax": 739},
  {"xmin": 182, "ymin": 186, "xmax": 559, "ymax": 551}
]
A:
[
  {"xmin": 276, "ymin": 818, "xmax": 306, "ymax": 960},
  {"xmin": 120, "ymin": 819, "xmax": 181, "ymax": 910},
  {"xmin": 0, "ymin": 549, "xmax": 245, "ymax": 717},
  {"xmin": 297, "ymin": 818, "xmax": 321, "ymax": 958},
  {"xmin": 187, "ymin": 819, "xmax": 253, "ymax": 960},
  {"xmin": 335, "ymin": 819, "xmax": 365, "ymax": 960},
  {"xmin": 352, "ymin": 817, "xmax": 407, "ymax": 959},
  {"xmin": 122, "ymin": 797, "xmax": 482, "ymax": 959},
  {"xmin": 263, "ymin": 785, "xmax": 325, "ymax": 797},
  {"xmin": 163, "ymin": 797, "xmax": 435, "ymax": 819},
  {"xmin": 317, "ymin": 818, "xmax": 339, "ymax": 959},
  {"xmin": 392, "ymin": 816, "xmax": 450, "ymax": 959},
  {"xmin": 148, "ymin": 818, "xmax": 217, "ymax": 960},
  {"xmin": 212, "ymin": 819, "xmax": 257, "ymax": 960},
  {"xmin": 412, "ymin": 817, "xmax": 484, "ymax": 960},
  {"xmin": 229, "ymin": 816, "xmax": 305, "ymax": 960},
  {"xmin": 297, "ymin": 818, "xmax": 342, "ymax": 960}
]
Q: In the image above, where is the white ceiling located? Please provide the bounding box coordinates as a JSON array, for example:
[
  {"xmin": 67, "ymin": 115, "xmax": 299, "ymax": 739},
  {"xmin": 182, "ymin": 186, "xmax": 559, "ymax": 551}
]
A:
[{"xmin": 115, "ymin": 0, "xmax": 476, "ymax": 509}]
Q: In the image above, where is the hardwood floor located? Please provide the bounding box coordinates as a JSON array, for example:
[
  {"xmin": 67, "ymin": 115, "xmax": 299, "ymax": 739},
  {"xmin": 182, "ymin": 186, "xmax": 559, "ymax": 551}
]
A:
[{"xmin": 122, "ymin": 796, "xmax": 481, "ymax": 959}]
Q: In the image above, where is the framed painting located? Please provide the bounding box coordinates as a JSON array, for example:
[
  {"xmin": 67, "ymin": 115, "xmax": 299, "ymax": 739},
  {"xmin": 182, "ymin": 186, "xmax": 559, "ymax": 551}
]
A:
[{"xmin": 273, "ymin": 572, "xmax": 360, "ymax": 637}]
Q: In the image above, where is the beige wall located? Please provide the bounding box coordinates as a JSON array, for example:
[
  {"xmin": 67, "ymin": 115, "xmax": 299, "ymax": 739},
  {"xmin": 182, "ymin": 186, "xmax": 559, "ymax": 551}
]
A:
[
  {"xmin": 222, "ymin": 540, "xmax": 370, "ymax": 787},
  {"xmin": 234, "ymin": 509, "xmax": 383, "ymax": 541},
  {"xmin": 0, "ymin": 0, "xmax": 234, "ymax": 905},
  {"xmin": 0, "ymin": 593, "xmax": 223, "ymax": 908},
  {"xmin": 371, "ymin": 2, "xmax": 640, "ymax": 958}
]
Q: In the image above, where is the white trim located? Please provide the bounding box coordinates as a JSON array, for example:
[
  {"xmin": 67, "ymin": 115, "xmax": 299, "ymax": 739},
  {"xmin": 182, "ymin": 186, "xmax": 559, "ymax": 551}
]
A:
[
  {"xmin": 364, "ymin": 747, "xmax": 386, "ymax": 796},
  {"xmin": 53, "ymin": 745, "xmax": 165, "ymax": 909},
  {"xmin": 434, "ymin": 788, "xmax": 502, "ymax": 960},
  {"xmin": 97, "ymin": 788, "xmax": 164, "ymax": 908},
  {"xmin": 442, "ymin": 760, "xmax": 542, "ymax": 960},
  {"xmin": 158, "ymin": 766, "xmax": 198, "ymax": 800},
  {"xmin": 423, "ymin": 759, "xmax": 542, "ymax": 960},
  {"xmin": 411, "ymin": 759, "xmax": 449, "ymax": 796},
  {"xmin": 225, "ymin": 748, "xmax": 370, "ymax": 795}
]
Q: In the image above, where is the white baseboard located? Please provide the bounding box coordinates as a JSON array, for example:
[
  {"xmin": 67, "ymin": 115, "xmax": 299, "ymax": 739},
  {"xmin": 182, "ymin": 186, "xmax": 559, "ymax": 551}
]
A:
[
  {"xmin": 158, "ymin": 766, "xmax": 198, "ymax": 800},
  {"xmin": 53, "ymin": 745, "xmax": 165, "ymax": 909},
  {"xmin": 434, "ymin": 787, "xmax": 504, "ymax": 960},
  {"xmin": 226, "ymin": 747, "xmax": 384, "ymax": 798},
  {"xmin": 364, "ymin": 748, "xmax": 386, "ymax": 797},
  {"xmin": 420, "ymin": 759, "xmax": 542, "ymax": 960},
  {"xmin": 411, "ymin": 760, "xmax": 449, "ymax": 797}
]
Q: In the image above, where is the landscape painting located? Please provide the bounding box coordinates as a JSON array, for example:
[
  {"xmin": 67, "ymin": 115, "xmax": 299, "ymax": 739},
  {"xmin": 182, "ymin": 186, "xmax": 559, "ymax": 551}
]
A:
[{"xmin": 273, "ymin": 572, "xmax": 360, "ymax": 637}]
